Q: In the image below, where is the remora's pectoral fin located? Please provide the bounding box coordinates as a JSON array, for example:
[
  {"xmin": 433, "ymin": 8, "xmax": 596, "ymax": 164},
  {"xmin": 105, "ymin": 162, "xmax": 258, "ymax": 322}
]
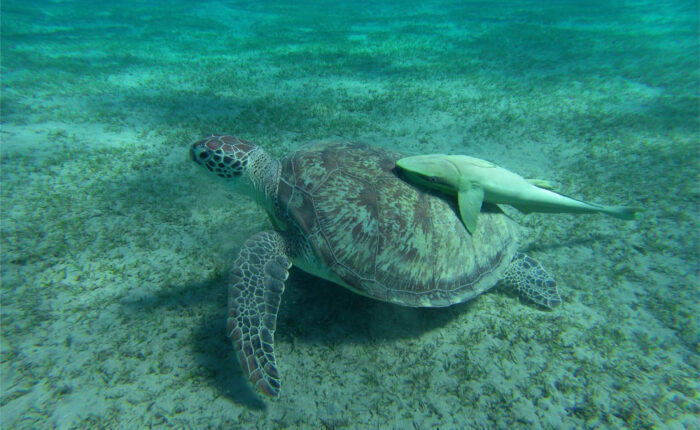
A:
[{"xmin": 457, "ymin": 185, "xmax": 484, "ymax": 234}]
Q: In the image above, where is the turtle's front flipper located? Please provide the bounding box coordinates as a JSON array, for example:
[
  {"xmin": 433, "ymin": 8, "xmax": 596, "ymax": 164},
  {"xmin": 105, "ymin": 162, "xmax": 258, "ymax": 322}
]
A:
[
  {"xmin": 503, "ymin": 252, "xmax": 561, "ymax": 309},
  {"xmin": 228, "ymin": 230, "xmax": 292, "ymax": 397}
]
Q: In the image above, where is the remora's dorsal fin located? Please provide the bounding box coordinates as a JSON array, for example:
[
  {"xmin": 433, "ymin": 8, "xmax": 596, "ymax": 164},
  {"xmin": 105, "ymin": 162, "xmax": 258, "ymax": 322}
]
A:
[{"xmin": 457, "ymin": 185, "xmax": 484, "ymax": 234}]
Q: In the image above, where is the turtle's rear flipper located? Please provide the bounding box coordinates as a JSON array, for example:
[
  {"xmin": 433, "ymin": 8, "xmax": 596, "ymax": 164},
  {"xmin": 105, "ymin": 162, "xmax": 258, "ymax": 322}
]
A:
[
  {"xmin": 228, "ymin": 230, "xmax": 292, "ymax": 397},
  {"xmin": 503, "ymin": 252, "xmax": 561, "ymax": 309}
]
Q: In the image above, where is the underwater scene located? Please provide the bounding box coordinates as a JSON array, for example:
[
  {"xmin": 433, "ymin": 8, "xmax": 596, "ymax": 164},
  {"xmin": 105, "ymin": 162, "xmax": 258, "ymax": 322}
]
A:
[{"xmin": 1, "ymin": 0, "xmax": 698, "ymax": 428}]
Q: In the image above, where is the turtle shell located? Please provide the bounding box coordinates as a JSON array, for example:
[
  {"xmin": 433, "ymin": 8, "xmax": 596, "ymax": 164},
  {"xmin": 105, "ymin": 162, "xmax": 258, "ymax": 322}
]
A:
[{"xmin": 274, "ymin": 141, "xmax": 520, "ymax": 307}]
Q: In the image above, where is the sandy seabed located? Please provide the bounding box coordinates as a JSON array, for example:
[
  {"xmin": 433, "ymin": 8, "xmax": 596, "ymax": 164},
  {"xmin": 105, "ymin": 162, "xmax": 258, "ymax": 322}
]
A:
[{"xmin": 1, "ymin": 1, "xmax": 698, "ymax": 428}]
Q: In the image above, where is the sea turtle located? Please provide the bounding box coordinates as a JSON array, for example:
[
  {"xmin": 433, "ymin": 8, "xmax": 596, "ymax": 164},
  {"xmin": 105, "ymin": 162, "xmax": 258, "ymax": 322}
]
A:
[{"xmin": 190, "ymin": 135, "xmax": 560, "ymax": 398}]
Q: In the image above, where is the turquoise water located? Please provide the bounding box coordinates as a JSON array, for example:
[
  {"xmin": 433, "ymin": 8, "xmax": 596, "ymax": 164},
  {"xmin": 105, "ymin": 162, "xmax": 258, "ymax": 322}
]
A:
[{"xmin": 1, "ymin": 0, "xmax": 698, "ymax": 428}]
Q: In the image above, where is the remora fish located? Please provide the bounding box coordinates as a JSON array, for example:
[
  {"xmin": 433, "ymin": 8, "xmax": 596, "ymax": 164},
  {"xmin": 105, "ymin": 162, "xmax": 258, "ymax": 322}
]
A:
[{"xmin": 396, "ymin": 154, "xmax": 642, "ymax": 234}]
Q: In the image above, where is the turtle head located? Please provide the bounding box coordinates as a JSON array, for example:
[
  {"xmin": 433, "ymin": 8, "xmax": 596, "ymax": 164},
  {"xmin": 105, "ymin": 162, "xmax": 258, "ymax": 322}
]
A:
[
  {"xmin": 190, "ymin": 135, "xmax": 259, "ymax": 179},
  {"xmin": 191, "ymin": 135, "xmax": 279, "ymax": 202}
]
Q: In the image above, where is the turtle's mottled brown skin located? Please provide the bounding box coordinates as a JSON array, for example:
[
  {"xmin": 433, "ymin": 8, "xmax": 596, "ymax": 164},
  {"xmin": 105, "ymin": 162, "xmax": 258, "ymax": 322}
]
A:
[{"xmin": 190, "ymin": 135, "xmax": 560, "ymax": 398}]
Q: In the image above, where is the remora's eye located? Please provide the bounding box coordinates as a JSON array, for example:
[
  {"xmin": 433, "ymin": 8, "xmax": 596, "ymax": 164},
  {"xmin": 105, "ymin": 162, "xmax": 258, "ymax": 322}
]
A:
[{"xmin": 429, "ymin": 176, "xmax": 438, "ymax": 183}]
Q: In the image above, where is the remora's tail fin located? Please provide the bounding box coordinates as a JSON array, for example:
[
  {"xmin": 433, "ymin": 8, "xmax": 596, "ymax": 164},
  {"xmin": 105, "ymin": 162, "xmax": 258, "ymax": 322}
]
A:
[{"xmin": 601, "ymin": 205, "xmax": 643, "ymax": 220}]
